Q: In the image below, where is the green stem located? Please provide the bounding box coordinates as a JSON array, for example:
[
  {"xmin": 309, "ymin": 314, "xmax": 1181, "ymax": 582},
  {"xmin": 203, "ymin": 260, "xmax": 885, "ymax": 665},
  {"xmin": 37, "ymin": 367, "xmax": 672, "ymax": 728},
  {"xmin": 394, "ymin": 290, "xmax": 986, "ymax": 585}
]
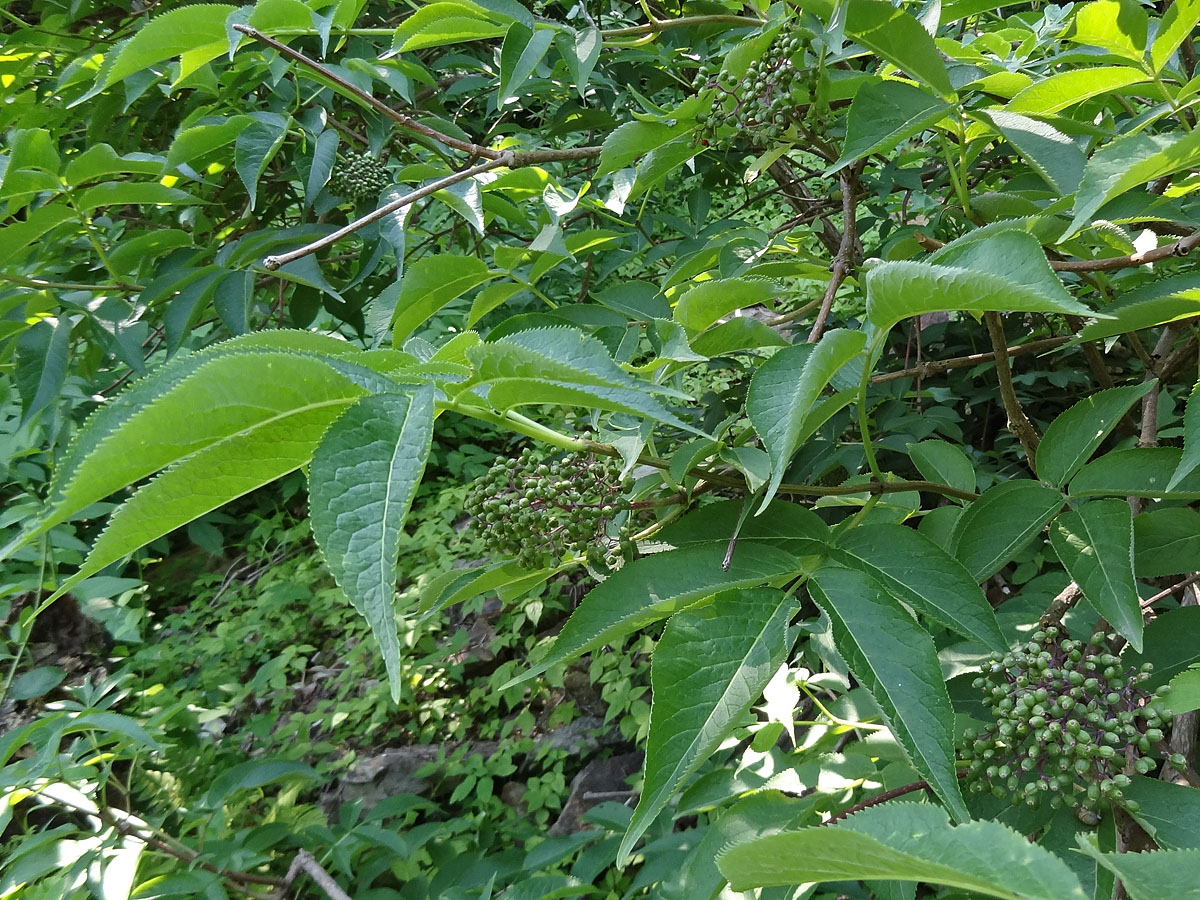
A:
[
  {"xmin": 1150, "ymin": 69, "xmax": 1193, "ymax": 131},
  {"xmin": 857, "ymin": 331, "xmax": 886, "ymax": 480},
  {"xmin": 63, "ymin": 191, "xmax": 124, "ymax": 284},
  {"xmin": 938, "ymin": 134, "xmax": 970, "ymax": 218}
]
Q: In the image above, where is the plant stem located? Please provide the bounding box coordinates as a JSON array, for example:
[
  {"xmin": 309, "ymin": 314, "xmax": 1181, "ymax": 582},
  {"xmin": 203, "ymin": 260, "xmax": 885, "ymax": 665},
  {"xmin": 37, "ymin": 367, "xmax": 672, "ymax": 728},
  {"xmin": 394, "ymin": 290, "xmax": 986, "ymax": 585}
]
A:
[{"xmin": 984, "ymin": 311, "xmax": 1040, "ymax": 467}]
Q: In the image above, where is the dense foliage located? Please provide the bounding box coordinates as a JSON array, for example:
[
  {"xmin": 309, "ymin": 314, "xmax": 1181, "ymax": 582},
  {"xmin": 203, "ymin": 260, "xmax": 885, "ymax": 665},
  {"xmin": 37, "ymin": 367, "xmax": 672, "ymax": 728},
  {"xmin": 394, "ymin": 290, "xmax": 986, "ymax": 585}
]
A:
[{"xmin": 4, "ymin": 0, "xmax": 1200, "ymax": 898}]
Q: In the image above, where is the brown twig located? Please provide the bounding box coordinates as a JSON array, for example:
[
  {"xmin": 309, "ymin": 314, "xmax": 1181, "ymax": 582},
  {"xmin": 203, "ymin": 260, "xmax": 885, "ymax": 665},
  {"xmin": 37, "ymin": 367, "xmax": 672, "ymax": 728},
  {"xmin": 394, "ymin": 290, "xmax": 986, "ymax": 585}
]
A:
[
  {"xmin": 807, "ymin": 169, "xmax": 860, "ymax": 343},
  {"xmin": 823, "ymin": 779, "xmax": 935, "ymax": 825},
  {"xmin": 274, "ymin": 851, "xmax": 352, "ymax": 900},
  {"xmin": 1140, "ymin": 572, "xmax": 1200, "ymax": 609},
  {"xmin": 263, "ymin": 154, "xmax": 514, "ymax": 269},
  {"xmin": 984, "ymin": 312, "xmax": 1040, "ymax": 465},
  {"xmin": 1040, "ymin": 582, "xmax": 1082, "ymax": 628},
  {"xmin": 871, "ymin": 337, "xmax": 1070, "ymax": 384},
  {"xmin": 602, "ymin": 13, "xmax": 763, "ymax": 36}
]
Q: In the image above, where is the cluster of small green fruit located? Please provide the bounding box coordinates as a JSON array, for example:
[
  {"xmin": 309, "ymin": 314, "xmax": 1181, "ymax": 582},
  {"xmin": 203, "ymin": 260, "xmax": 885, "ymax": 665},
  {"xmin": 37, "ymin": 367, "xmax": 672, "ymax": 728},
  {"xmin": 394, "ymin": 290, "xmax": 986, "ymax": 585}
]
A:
[
  {"xmin": 693, "ymin": 24, "xmax": 811, "ymax": 146},
  {"xmin": 328, "ymin": 151, "xmax": 392, "ymax": 202},
  {"xmin": 960, "ymin": 628, "xmax": 1181, "ymax": 819},
  {"xmin": 465, "ymin": 448, "xmax": 634, "ymax": 570}
]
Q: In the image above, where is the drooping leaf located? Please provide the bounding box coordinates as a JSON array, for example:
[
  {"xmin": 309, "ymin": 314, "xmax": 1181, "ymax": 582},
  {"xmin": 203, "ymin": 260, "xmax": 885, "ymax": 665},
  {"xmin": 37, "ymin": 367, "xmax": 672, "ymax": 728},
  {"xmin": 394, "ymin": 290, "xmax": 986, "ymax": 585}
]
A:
[
  {"xmin": 832, "ymin": 80, "xmax": 950, "ymax": 172},
  {"xmin": 1071, "ymin": 448, "xmax": 1200, "ymax": 499},
  {"xmin": 746, "ymin": 330, "xmax": 866, "ymax": 510},
  {"xmin": 831, "ymin": 524, "xmax": 1004, "ymax": 651},
  {"xmin": 947, "ymin": 480, "xmax": 1064, "ymax": 582},
  {"xmin": 499, "ymin": 542, "xmax": 807, "ymax": 689},
  {"xmin": 672, "ymin": 278, "xmax": 777, "ymax": 333},
  {"xmin": 1006, "ymin": 66, "xmax": 1150, "ymax": 115},
  {"xmin": 718, "ymin": 802, "xmax": 1087, "ymax": 899},
  {"xmin": 1036, "ymin": 382, "xmax": 1155, "ymax": 488},
  {"xmin": 306, "ymin": 129, "xmax": 339, "ymax": 206},
  {"xmin": 809, "ymin": 567, "xmax": 968, "ymax": 821},
  {"xmin": 1068, "ymin": 129, "xmax": 1200, "ymax": 237},
  {"xmin": 309, "ymin": 389, "xmax": 435, "ymax": 702},
  {"xmin": 844, "ymin": 0, "xmax": 954, "ymax": 98},
  {"xmin": 1076, "ymin": 836, "xmax": 1200, "ymax": 900},
  {"xmin": 234, "ymin": 113, "xmax": 289, "ymax": 211},
  {"xmin": 389, "ymin": 253, "xmax": 494, "ymax": 343},
  {"xmin": 620, "ymin": 589, "xmax": 793, "ymax": 861},
  {"xmin": 15, "ymin": 316, "xmax": 72, "ymax": 425},
  {"xmin": 498, "ymin": 22, "xmax": 553, "ymax": 106},
  {"xmin": 1049, "ymin": 499, "xmax": 1142, "ymax": 651},
  {"xmin": 556, "ymin": 26, "xmax": 601, "ymax": 98},
  {"xmin": 906, "ymin": 440, "xmax": 975, "ymax": 495}
]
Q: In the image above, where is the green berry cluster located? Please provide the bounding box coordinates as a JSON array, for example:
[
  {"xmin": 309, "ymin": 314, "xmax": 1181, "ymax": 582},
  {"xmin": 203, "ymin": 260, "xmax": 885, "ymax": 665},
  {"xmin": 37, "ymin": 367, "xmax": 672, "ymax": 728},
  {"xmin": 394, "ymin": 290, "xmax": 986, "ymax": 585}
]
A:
[
  {"xmin": 328, "ymin": 151, "xmax": 392, "ymax": 202},
  {"xmin": 464, "ymin": 448, "xmax": 635, "ymax": 570},
  {"xmin": 960, "ymin": 628, "xmax": 1178, "ymax": 821},
  {"xmin": 693, "ymin": 23, "xmax": 812, "ymax": 146}
]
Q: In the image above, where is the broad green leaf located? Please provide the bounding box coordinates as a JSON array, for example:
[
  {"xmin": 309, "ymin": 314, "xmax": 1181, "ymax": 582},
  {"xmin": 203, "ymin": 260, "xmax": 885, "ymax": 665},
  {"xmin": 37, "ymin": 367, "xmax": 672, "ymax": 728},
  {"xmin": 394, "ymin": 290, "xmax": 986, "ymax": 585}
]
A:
[
  {"xmin": 74, "ymin": 182, "xmax": 194, "ymax": 212},
  {"xmin": 948, "ymin": 481, "xmax": 1064, "ymax": 581},
  {"xmin": 468, "ymin": 282, "xmax": 525, "ymax": 327},
  {"xmin": 556, "ymin": 26, "xmax": 601, "ymax": 98},
  {"xmin": 235, "ymin": 113, "xmax": 289, "ymax": 211},
  {"xmin": 865, "ymin": 260, "xmax": 1095, "ymax": 332},
  {"xmin": 832, "ymin": 524, "xmax": 1004, "ymax": 651},
  {"xmin": 658, "ymin": 498, "xmax": 829, "ymax": 553},
  {"xmin": 1049, "ymin": 499, "xmax": 1142, "ymax": 651},
  {"xmin": 15, "ymin": 316, "xmax": 72, "ymax": 425},
  {"xmin": 390, "ymin": 2, "xmax": 508, "ymax": 52},
  {"xmin": 1077, "ymin": 836, "xmax": 1200, "ymax": 900},
  {"xmin": 1071, "ymin": 448, "xmax": 1200, "ymax": 498},
  {"xmin": 1169, "ymin": 380, "xmax": 1200, "ymax": 490},
  {"xmin": 166, "ymin": 116, "xmax": 251, "ymax": 170},
  {"xmin": 1152, "ymin": 0, "xmax": 1200, "ymax": 71},
  {"xmin": 597, "ymin": 120, "xmax": 695, "ymax": 177},
  {"xmin": 499, "ymin": 542, "xmax": 807, "ymax": 689},
  {"xmin": 809, "ymin": 567, "xmax": 968, "ymax": 821},
  {"xmin": 690, "ymin": 317, "xmax": 790, "ymax": 355},
  {"xmin": 718, "ymin": 803, "xmax": 1087, "ymax": 899},
  {"xmin": 1134, "ymin": 507, "xmax": 1200, "ymax": 576},
  {"xmin": 928, "ymin": 230, "xmax": 1075, "ymax": 308},
  {"xmin": 202, "ymin": 760, "xmax": 318, "ymax": 808},
  {"xmin": 0, "ymin": 202, "xmax": 74, "ymax": 269},
  {"xmin": 390, "ymin": 254, "xmax": 493, "ymax": 343},
  {"xmin": 832, "ymin": 80, "xmax": 950, "ymax": 173},
  {"xmin": 1079, "ymin": 273, "xmax": 1200, "ymax": 341},
  {"xmin": 498, "ymin": 22, "xmax": 553, "ymax": 107},
  {"xmin": 1036, "ymin": 382, "xmax": 1155, "ymax": 488},
  {"xmin": 673, "ymin": 278, "xmax": 777, "ymax": 333},
  {"xmin": 1164, "ymin": 667, "xmax": 1200, "ymax": 715},
  {"xmin": 982, "ymin": 110, "xmax": 1086, "ymax": 195},
  {"xmin": 1125, "ymin": 606, "xmax": 1200, "ymax": 688},
  {"xmin": 306, "ymin": 129, "xmax": 338, "ymax": 206},
  {"xmin": 310, "ymin": 390, "xmax": 435, "ymax": 702},
  {"xmin": 62, "ymin": 143, "xmax": 162, "ymax": 185},
  {"xmin": 620, "ymin": 589, "xmax": 792, "ymax": 862},
  {"xmin": 1123, "ymin": 776, "xmax": 1200, "ymax": 849},
  {"xmin": 1067, "ymin": 0, "xmax": 1147, "ymax": 62},
  {"xmin": 747, "ymin": 330, "xmax": 867, "ymax": 511},
  {"xmin": 101, "ymin": 5, "xmax": 235, "ymax": 89},
  {"xmin": 844, "ymin": 0, "xmax": 954, "ymax": 98},
  {"xmin": 1006, "ymin": 66, "xmax": 1150, "ymax": 115},
  {"xmin": 906, "ymin": 440, "xmax": 975, "ymax": 494},
  {"xmin": 7, "ymin": 666, "xmax": 66, "ymax": 701},
  {"xmin": 1068, "ymin": 129, "xmax": 1200, "ymax": 237}
]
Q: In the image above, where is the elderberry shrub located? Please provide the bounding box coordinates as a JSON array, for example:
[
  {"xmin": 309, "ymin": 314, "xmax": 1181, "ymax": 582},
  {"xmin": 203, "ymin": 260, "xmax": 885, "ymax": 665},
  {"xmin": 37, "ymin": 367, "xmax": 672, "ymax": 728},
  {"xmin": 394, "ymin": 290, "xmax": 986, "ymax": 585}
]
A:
[
  {"xmin": 960, "ymin": 627, "xmax": 1180, "ymax": 822},
  {"xmin": 693, "ymin": 21, "xmax": 818, "ymax": 147},
  {"xmin": 464, "ymin": 448, "xmax": 635, "ymax": 571},
  {"xmin": 328, "ymin": 151, "xmax": 393, "ymax": 202}
]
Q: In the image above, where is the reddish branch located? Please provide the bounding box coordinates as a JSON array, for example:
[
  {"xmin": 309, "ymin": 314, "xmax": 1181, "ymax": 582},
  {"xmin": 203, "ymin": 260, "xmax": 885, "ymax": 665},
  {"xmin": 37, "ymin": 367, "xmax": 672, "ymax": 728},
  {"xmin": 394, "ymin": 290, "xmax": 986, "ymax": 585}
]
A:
[
  {"xmin": 823, "ymin": 779, "xmax": 935, "ymax": 825},
  {"xmin": 871, "ymin": 337, "xmax": 1069, "ymax": 384}
]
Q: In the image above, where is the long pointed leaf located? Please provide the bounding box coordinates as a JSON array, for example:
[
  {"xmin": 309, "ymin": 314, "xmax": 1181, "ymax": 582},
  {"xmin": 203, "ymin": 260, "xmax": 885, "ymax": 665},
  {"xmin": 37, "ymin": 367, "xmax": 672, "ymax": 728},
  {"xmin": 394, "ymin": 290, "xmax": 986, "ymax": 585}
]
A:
[
  {"xmin": 309, "ymin": 389, "xmax": 436, "ymax": 702},
  {"xmin": 809, "ymin": 566, "xmax": 968, "ymax": 821},
  {"xmin": 1037, "ymin": 382, "xmax": 1155, "ymax": 488},
  {"xmin": 620, "ymin": 588, "xmax": 793, "ymax": 862}
]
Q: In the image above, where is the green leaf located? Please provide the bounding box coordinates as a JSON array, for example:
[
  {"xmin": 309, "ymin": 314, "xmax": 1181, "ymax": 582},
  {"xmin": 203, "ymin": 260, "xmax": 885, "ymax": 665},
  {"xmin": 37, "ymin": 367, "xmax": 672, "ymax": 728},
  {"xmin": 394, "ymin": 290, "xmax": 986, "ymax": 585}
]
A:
[
  {"xmin": 499, "ymin": 542, "xmax": 807, "ymax": 689},
  {"xmin": 831, "ymin": 524, "xmax": 1005, "ymax": 651},
  {"xmin": 15, "ymin": 316, "xmax": 72, "ymax": 425},
  {"xmin": 0, "ymin": 202, "xmax": 75, "ymax": 269},
  {"xmin": 1164, "ymin": 668, "xmax": 1200, "ymax": 716},
  {"xmin": 1169, "ymin": 380, "xmax": 1200, "ymax": 490},
  {"xmin": 747, "ymin": 330, "xmax": 867, "ymax": 510},
  {"xmin": 1049, "ymin": 499, "xmax": 1142, "ymax": 651},
  {"xmin": 1071, "ymin": 448, "xmax": 1200, "ymax": 499},
  {"xmin": 844, "ymin": 0, "xmax": 954, "ymax": 98},
  {"xmin": 309, "ymin": 390, "xmax": 434, "ymax": 703},
  {"xmin": 390, "ymin": 2, "xmax": 508, "ymax": 52},
  {"xmin": 865, "ymin": 259, "xmax": 1094, "ymax": 332},
  {"xmin": 1123, "ymin": 776, "xmax": 1200, "ymax": 849},
  {"xmin": 718, "ymin": 803, "xmax": 1087, "ymax": 899},
  {"xmin": 101, "ymin": 4, "xmax": 235, "ymax": 90},
  {"xmin": 1068, "ymin": 129, "xmax": 1200, "ymax": 237},
  {"xmin": 906, "ymin": 440, "xmax": 975, "ymax": 495},
  {"xmin": 1152, "ymin": 0, "xmax": 1200, "ymax": 71},
  {"xmin": 597, "ymin": 120, "xmax": 695, "ymax": 177},
  {"xmin": 982, "ymin": 110, "xmax": 1086, "ymax": 195},
  {"xmin": 556, "ymin": 26, "xmax": 601, "ymax": 98},
  {"xmin": 166, "ymin": 116, "xmax": 251, "ymax": 170},
  {"xmin": 1125, "ymin": 606, "xmax": 1200, "ymax": 688},
  {"xmin": 948, "ymin": 480, "xmax": 1064, "ymax": 582},
  {"xmin": 809, "ymin": 567, "xmax": 968, "ymax": 821},
  {"xmin": 1006, "ymin": 66, "xmax": 1150, "ymax": 115},
  {"xmin": 620, "ymin": 588, "xmax": 793, "ymax": 862},
  {"xmin": 831, "ymin": 80, "xmax": 950, "ymax": 173},
  {"xmin": 390, "ymin": 254, "xmax": 493, "ymax": 343},
  {"xmin": 1134, "ymin": 507, "xmax": 1200, "ymax": 576},
  {"xmin": 62, "ymin": 143, "xmax": 162, "ymax": 185},
  {"xmin": 673, "ymin": 278, "xmax": 777, "ymax": 333},
  {"xmin": 1036, "ymin": 382, "xmax": 1155, "ymax": 488},
  {"xmin": 1077, "ymin": 836, "xmax": 1200, "ymax": 900},
  {"xmin": 235, "ymin": 113, "xmax": 289, "ymax": 211},
  {"xmin": 1067, "ymin": 0, "xmax": 1147, "ymax": 62},
  {"xmin": 306, "ymin": 129, "xmax": 338, "ymax": 206},
  {"xmin": 498, "ymin": 22, "xmax": 553, "ymax": 107},
  {"xmin": 1079, "ymin": 273, "xmax": 1200, "ymax": 341},
  {"xmin": 7, "ymin": 666, "xmax": 66, "ymax": 701},
  {"xmin": 202, "ymin": 760, "xmax": 319, "ymax": 809}
]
